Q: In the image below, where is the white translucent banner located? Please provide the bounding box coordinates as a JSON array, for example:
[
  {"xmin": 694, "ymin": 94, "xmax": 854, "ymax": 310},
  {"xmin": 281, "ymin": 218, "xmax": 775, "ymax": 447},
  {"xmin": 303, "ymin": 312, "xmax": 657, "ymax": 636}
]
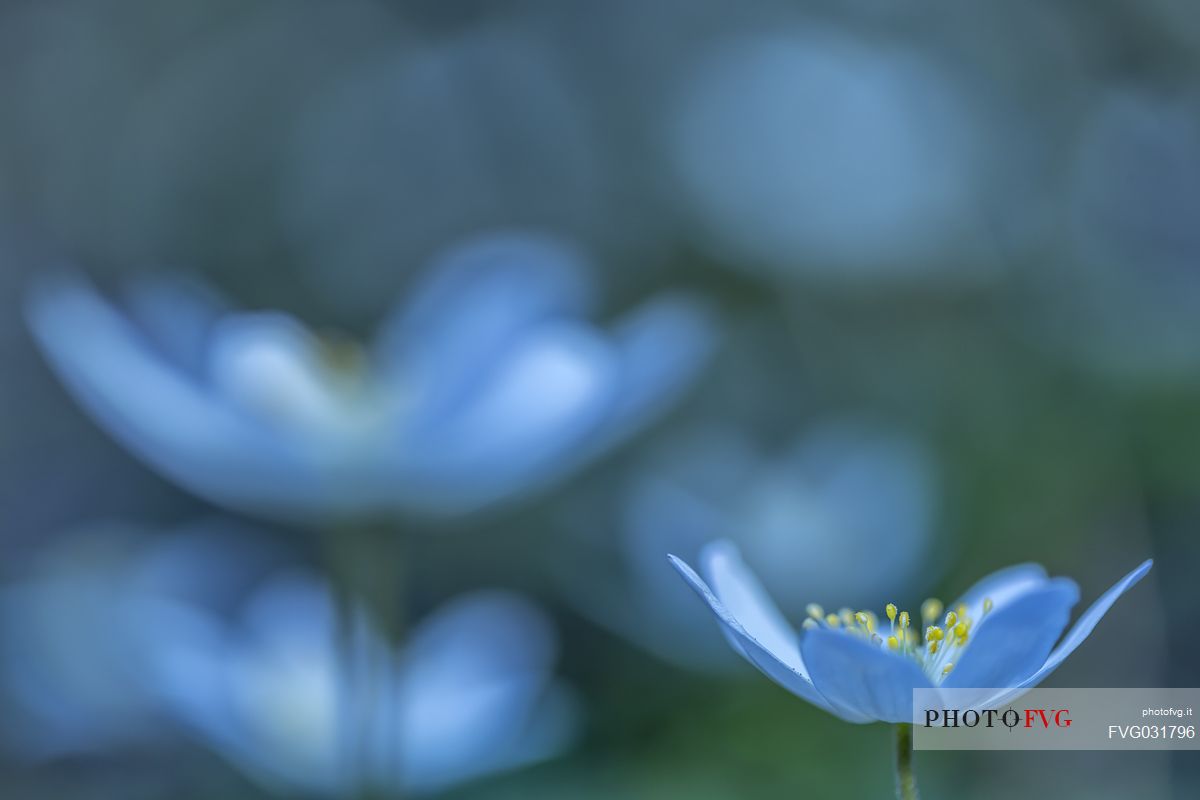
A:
[{"xmin": 913, "ymin": 688, "xmax": 1200, "ymax": 750}]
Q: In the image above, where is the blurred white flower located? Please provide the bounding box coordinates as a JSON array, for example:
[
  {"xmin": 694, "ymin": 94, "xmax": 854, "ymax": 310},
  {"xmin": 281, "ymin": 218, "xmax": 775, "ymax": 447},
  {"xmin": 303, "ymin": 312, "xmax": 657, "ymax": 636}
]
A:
[
  {"xmin": 153, "ymin": 574, "xmax": 578, "ymax": 796},
  {"xmin": 0, "ymin": 523, "xmax": 578, "ymax": 795},
  {"xmin": 577, "ymin": 420, "xmax": 940, "ymax": 670},
  {"xmin": 26, "ymin": 231, "xmax": 715, "ymax": 521},
  {"xmin": 0, "ymin": 522, "xmax": 274, "ymax": 759},
  {"xmin": 664, "ymin": 27, "xmax": 986, "ymax": 283}
]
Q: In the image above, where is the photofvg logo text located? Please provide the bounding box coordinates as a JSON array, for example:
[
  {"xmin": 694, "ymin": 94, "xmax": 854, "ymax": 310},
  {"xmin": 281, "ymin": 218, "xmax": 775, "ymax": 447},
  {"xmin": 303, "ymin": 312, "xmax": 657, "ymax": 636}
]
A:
[
  {"xmin": 924, "ymin": 707, "xmax": 1071, "ymax": 730},
  {"xmin": 913, "ymin": 688, "xmax": 1200, "ymax": 751}
]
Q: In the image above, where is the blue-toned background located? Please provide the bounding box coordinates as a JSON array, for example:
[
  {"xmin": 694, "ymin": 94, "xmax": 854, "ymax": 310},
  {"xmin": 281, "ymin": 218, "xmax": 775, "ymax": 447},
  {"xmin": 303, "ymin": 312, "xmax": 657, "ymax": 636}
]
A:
[{"xmin": 1, "ymin": 1, "xmax": 1197, "ymax": 798}]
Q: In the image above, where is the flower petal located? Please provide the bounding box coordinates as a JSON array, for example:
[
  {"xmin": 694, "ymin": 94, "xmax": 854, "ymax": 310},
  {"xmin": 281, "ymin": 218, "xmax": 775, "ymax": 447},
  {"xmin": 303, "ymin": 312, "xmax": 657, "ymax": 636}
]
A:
[
  {"xmin": 24, "ymin": 273, "xmax": 316, "ymax": 516},
  {"xmin": 1014, "ymin": 559, "xmax": 1153, "ymax": 692},
  {"xmin": 207, "ymin": 312, "xmax": 357, "ymax": 438},
  {"xmin": 375, "ymin": 231, "xmax": 593, "ymax": 419},
  {"xmin": 597, "ymin": 294, "xmax": 716, "ymax": 440},
  {"xmin": 396, "ymin": 591, "xmax": 576, "ymax": 792},
  {"xmin": 800, "ymin": 629, "xmax": 935, "ymax": 723},
  {"xmin": 121, "ymin": 276, "xmax": 226, "ymax": 378},
  {"xmin": 951, "ymin": 563, "xmax": 1049, "ymax": 623},
  {"xmin": 941, "ymin": 578, "xmax": 1079, "ymax": 689},
  {"xmin": 668, "ymin": 551, "xmax": 868, "ymax": 721},
  {"xmin": 396, "ymin": 322, "xmax": 619, "ymax": 513},
  {"xmin": 699, "ymin": 540, "xmax": 801, "ymax": 672}
]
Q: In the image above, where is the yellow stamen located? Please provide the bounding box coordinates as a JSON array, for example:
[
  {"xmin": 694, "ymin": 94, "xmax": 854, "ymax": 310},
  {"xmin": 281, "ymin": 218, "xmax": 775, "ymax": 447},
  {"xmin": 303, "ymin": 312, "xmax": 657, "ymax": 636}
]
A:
[
  {"xmin": 898, "ymin": 611, "xmax": 910, "ymax": 629},
  {"xmin": 886, "ymin": 603, "xmax": 897, "ymax": 622},
  {"xmin": 807, "ymin": 603, "xmax": 824, "ymax": 620},
  {"xmin": 802, "ymin": 618, "xmax": 818, "ymax": 630},
  {"xmin": 953, "ymin": 622, "xmax": 968, "ymax": 640},
  {"xmin": 840, "ymin": 608, "xmax": 855, "ymax": 628},
  {"xmin": 887, "ymin": 635, "xmax": 899, "ymax": 650},
  {"xmin": 942, "ymin": 663, "xmax": 954, "ymax": 676},
  {"xmin": 944, "ymin": 611, "xmax": 957, "ymax": 627},
  {"xmin": 921, "ymin": 598, "xmax": 943, "ymax": 624},
  {"xmin": 825, "ymin": 613, "xmax": 841, "ymax": 628},
  {"xmin": 928, "ymin": 640, "xmax": 939, "ymax": 655},
  {"xmin": 956, "ymin": 604, "xmax": 967, "ymax": 619},
  {"xmin": 855, "ymin": 611, "xmax": 874, "ymax": 633},
  {"xmin": 926, "ymin": 625, "xmax": 944, "ymax": 641}
]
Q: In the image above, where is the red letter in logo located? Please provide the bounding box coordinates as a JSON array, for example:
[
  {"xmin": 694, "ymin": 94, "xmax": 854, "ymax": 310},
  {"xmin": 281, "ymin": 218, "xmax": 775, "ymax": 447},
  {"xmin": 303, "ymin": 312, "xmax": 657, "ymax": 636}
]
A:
[{"xmin": 1025, "ymin": 709, "xmax": 1051, "ymax": 728}]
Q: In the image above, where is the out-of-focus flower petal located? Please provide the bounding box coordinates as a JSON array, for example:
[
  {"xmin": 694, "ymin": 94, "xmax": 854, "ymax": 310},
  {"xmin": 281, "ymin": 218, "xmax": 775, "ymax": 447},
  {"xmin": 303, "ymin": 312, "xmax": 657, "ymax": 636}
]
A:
[
  {"xmin": 397, "ymin": 322, "xmax": 619, "ymax": 511},
  {"xmin": 120, "ymin": 276, "xmax": 226, "ymax": 378},
  {"xmin": 375, "ymin": 232, "xmax": 593, "ymax": 420},
  {"xmin": 24, "ymin": 273, "xmax": 317, "ymax": 516},
  {"xmin": 208, "ymin": 312, "xmax": 366, "ymax": 441},
  {"xmin": 604, "ymin": 421, "xmax": 935, "ymax": 673},
  {"xmin": 153, "ymin": 574, "xmax": 577, "ymax": 796},
  {"xmin": 739, "ymin": 424, "xmax": 936, "ymax": 608},
  {"xmin": 395, "ymin": 591, "xmax": 578, "ymax": 793},
  {"xmin": 667, "ymin": 27, "xmax": 984, "ymax": 282},
  {"xmin": 0, "ymin": 525, "xmax": 266, "ymax": 760},
  {"xmin": 28, "ymin": 230, "xmax": 716, "ymax": 520},
  {"xmin": 152, "ymin": 573, "xmax": 355, "ymax": 794},
  {"xmin": 593, "ymin": 293, "xmax": 716, "ymax": 442}
]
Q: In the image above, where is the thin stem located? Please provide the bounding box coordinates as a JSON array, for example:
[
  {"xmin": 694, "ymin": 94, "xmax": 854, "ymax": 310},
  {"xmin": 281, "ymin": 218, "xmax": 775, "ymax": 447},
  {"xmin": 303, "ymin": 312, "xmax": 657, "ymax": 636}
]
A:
[
  {"xmin": 894, "ymin": 723, "xmax": 920, "ymax": 800},
  {"xmin": 326, "ymin": 522, "xmax": 409, "ymax": 800}
]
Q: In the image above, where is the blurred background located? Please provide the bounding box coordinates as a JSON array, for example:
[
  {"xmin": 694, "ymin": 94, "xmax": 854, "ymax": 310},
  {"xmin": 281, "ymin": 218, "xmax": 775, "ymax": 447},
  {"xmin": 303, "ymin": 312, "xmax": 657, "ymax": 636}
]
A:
[{"xmin": 1, "ymin": 0, "xmax": 1198, "ymax": 798}]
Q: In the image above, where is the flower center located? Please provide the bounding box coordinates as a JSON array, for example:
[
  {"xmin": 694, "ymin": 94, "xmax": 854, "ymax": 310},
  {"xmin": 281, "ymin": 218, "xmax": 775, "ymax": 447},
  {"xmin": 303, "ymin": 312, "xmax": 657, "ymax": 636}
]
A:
[
  {"xmin": 211, "ymin": 316, "xmax": 406, "ymax": 444},
  {"xmin": 800, "ymin": 595, "xmax": 994, "ymax": 683}
]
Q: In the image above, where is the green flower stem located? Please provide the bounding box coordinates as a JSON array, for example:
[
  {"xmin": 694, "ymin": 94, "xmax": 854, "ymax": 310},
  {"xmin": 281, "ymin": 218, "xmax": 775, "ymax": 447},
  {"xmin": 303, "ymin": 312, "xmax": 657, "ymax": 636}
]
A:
[
  {"xmin": 894, "ymin": 723, "xmax": 920, "ymax": 800},
  {"xmin": 327, "ymin": 522, "xmax": 409, "ymax": 800}
]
